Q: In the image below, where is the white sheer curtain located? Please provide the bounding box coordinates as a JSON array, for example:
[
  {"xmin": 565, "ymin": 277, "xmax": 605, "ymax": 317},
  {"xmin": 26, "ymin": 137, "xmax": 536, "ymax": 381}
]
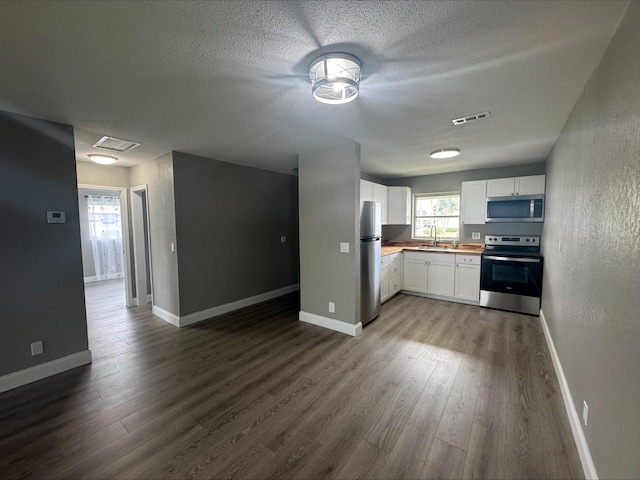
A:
[{"xmin": 87, "ymin": 195, "xmax": 124, "ymax": 280}]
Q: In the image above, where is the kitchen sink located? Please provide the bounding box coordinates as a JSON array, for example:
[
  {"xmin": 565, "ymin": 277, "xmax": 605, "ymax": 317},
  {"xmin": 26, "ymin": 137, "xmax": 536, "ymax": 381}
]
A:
[{"xmin": 416, "ymin": 246, "xmax": 452, "ymax": 252}]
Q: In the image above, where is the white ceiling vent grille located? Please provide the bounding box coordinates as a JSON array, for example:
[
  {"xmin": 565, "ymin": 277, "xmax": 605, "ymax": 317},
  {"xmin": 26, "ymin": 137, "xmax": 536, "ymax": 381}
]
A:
[
  {"xmin": 92, "ymin": 136, "xmax": 141, "ymax": 152},
  {"xmin": 452, "ymin": 111, "xmax": 490, "ymax": 126}
]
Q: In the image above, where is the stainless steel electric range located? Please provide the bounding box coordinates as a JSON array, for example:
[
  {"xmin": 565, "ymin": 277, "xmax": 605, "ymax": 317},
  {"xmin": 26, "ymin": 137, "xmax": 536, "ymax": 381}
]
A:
[{"xmin": 480, "ymin": 235, "xmax": 543, "ymax": 316}]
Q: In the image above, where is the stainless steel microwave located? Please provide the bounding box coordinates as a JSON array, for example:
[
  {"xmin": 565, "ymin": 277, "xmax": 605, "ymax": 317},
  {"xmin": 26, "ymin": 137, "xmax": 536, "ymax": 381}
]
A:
[{"xmin": 486, "ymin": 195, "xmax": 544, "ymax": 222}]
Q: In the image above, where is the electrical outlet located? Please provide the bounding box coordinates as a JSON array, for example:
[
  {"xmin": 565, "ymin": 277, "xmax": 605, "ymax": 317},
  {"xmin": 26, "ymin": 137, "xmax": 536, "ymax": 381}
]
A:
[
  {"xmin": 31, "ymin": 341, "xmax": 44, "ymax": 356},
  {"xmin": 170, "ymin": 242, "xmax": 175, "ymax": 252},
  {"xmin": 340, "ymin": 242, "xmax": 350, "ymax": 253},
  {"xmin": 472, "ymin": 232, "xmax": 481, "ymax": 240},
  {"xmin": 583, "ymin": 401, "xmax": 588, "ymax": 426},
  {"xmin": 328, "ymin": 302, "xmax": 335, "ymax": 313},
  {"xmin": 280, "ymin": 235, "xmax": 287, "ymax": 243}
]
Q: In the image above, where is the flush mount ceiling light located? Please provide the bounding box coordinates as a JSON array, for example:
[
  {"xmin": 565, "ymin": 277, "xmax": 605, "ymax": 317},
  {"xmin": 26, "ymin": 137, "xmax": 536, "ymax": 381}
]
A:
[
  {"xmin": 88, "ymin": 154, "xmax": 118, "ymax": 165},
  {"xmin": 430, "ymin": 149, "xmax": 460, "ymax": 159},
  {"xmin": 309, "ymin": 53, "xmax": 361, "ymax": 104}
]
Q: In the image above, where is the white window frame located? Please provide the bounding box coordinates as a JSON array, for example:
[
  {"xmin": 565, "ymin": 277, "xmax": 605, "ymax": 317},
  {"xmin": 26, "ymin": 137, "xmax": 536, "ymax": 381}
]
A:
[{"xmin": 412, "ymin": 192, "xmax": 461, "ymax": 240}]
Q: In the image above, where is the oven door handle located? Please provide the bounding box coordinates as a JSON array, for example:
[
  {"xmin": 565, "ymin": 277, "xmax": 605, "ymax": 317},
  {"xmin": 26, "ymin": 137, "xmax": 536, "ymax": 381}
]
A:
[{"xmin": 483, "ymin": 255, "xmax": 541, "ymax": 263}]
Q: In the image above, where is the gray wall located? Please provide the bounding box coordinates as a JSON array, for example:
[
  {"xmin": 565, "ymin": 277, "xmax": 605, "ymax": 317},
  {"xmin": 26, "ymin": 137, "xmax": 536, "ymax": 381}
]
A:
[
  {"xmin": 0, "ymin": 110, "xmax": 88, "ymax": 376},
  {"xmin": 172, "ymin": 151, "xmax": 299, "ymax": 316},
  {"xmin": 130, "ymin": 153, "xmax": 179, "ymax": 316},
  {"xmin": 383, "ymin": 163, "xmax": 546, "ymax": 243},
  {"xmin": 541, "ymin": 3, "xmax": 639, "ymax": 478},
  {"xmin": 299, "ymin": 141, "xmax": 360, "ymax": 325}
]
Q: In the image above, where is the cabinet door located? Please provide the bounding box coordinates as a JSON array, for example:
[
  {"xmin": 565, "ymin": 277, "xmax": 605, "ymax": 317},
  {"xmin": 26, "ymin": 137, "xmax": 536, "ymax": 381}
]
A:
[
  {"xmin": 455, "ymin": 263, "xmax": 480, "ymax": 301},
  {"xmin": 515, "ymin": 175, "xmax": 545, "ymax": 195},
  {"xmin": 403, "ymin": 259, "xmax": 428, "ymax": 293},
  {"xmin": 372, "ymin": 183, "xmax": 388, "ymax": 225},
  {"xmin": 360, "ymin": 180, "xmax": 373, "ymax": 204},
  {"xmin": 381, "ymin": 264, "xmax": 390, "ymax": 302},
  {"xmin": 487, "ymin": 177, "xmax": 515, "ymax": 197},
  {"xmin": 461, "ymin": 180, "xmax": 487, "ymax": 224},
  {"xmin": 427, "ymin": 261, "xmax": 455, "ymax": 297},
  {"xmin": 387, "ymin": 186, "xmax": 411, "ymax": 225}
]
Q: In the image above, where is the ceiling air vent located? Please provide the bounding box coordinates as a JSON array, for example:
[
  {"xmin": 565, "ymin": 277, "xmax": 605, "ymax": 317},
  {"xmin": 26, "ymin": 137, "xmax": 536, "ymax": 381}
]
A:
[
  {"xmin": 92, "ymin": 136, "xmax": 141, "ymax": 152},
  {"xmin": 452, "ymin": 111, "xmax": 490, "ymax": 126}
]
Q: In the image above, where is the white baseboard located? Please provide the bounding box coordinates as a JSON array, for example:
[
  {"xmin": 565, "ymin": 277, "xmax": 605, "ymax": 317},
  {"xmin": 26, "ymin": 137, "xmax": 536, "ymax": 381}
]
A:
[
  {"xmin": 0, "ymin": 350, "xmax": 93, "ymax": 394},
  {"xmin": 539, "ymin": 309, "xmax": 598, "ymax": 480},
  {"xmin": 84, "ymin": 276, "xmax": 98, "ymax": 283},
  {"xmin": 152, "ymin": 284, "xmax": 300, "ymax": 328},
  {"xmin": 299, "ymin": 311, "xmax": 362, "ymax": 336},
  {"xmin": 152, "ymin": 305, "xmax": 180, "ymax": 327}
]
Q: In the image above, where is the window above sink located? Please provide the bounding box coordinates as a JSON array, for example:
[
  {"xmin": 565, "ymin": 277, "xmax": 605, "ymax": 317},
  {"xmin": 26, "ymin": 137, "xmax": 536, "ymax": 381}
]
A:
[{"xmin": 412, "ymin": 193, "xmax": 460, "ymax": 241}]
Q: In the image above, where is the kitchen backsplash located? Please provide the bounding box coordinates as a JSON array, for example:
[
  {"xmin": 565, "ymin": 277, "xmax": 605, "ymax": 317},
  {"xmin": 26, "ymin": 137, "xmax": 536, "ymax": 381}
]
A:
[{"xmin": 382, "ymin": 222, "xmax": 544, "ymax": 244}]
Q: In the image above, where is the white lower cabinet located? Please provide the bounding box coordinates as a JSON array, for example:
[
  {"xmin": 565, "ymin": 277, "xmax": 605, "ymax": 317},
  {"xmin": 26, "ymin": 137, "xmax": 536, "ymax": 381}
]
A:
[
  {"xmin": 403, "ymin": 252, "xmax": 428, "ymax": 294},
  {"xmin": 454, "ymin": 255, "xmax": 481, "ymax": 302},
  {"xmin": 388, "ymin": 253, "xmax": 403, "ymax": 296},
  {"xmin": 403, "ymin": 252, "xmax": 454, "ymax": 297},
  {"xmin": 381, "ymin": 252, "xmax": 403, "ymax": 303},
  {"xmin": 380, "ymin": 256, "xmax": 390, "ymax": 303},
  {"xmin": 403, "ymin": 251, "xmax": 480, "ymax": 304},
  {"xmin": 427, "ymin": 256, "xmax": 455, "ymax": 297}
]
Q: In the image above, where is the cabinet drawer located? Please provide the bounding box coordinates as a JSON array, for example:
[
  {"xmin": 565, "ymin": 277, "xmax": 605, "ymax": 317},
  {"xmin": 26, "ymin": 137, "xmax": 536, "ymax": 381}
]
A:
[
  {"xmin": 404, "ymin": 251, "xmax": 454, "ymax": 263},
  {"xmin": 389, "ymin": 263, "xmax": 402, "ymax": 277},
  {"xmin": 455, "ymin": 254, "xmax": 480, "ymax": 265},
  {"xmin": 389, "ymin": 277, "xmax": 402, "ymax": 295},
  {"xmin": 389, "ymin": 252, "xmax": 402, "ymax": 267}
]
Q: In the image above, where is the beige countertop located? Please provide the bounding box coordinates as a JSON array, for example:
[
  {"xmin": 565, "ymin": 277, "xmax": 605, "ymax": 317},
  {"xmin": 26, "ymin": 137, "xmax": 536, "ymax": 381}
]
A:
[{"xmin": 381, "ymin": 243, "xmax": 484, "ymax": 256}]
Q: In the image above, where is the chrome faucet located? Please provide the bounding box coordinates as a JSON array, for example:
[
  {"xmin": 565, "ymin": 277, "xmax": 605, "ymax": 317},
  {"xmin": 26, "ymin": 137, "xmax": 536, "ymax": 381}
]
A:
[{"xmin": 430, "ymin": 225, "xmax": 438, "ymax": 247}]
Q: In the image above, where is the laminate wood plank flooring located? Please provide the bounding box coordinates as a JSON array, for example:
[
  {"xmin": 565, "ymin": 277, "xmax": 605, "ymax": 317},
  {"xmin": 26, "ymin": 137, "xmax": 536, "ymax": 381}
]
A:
[{"xmin": 0, "ymin": 279, "xmax": 584, "ymax": 479}]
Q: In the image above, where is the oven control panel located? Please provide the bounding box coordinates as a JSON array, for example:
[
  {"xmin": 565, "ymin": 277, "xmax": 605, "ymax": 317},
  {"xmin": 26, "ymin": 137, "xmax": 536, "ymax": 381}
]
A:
[{"xmin": 485, "ymin": 235, "xmax": 539, "ymax": 246}]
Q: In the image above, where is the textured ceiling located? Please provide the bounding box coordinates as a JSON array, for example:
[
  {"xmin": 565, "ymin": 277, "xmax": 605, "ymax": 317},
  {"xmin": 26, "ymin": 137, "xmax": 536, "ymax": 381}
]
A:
[{"xmin": 0, "ymin": 1, "xmax": 629, "ymax": 178}]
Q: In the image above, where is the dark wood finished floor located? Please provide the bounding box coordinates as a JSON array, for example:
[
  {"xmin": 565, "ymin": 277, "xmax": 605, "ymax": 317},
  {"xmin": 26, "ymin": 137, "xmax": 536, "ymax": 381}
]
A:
[{"xmin": 0, "ymin": 279, "xmax": 584, "ymax": 479}]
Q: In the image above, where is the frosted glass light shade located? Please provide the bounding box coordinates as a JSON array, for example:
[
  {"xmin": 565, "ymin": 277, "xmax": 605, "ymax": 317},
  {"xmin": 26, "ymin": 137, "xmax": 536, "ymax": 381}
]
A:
[{"xmin": 88, "ymin": 154, "xmax": 118, "ymax": 165}]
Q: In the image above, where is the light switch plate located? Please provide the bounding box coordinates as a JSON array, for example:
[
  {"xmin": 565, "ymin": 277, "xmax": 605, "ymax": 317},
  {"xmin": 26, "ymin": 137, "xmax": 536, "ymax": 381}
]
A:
[
  {"xmin": 340, "ymin": 242, "xmax": 350, "ymax": 253},
  {"xmin": 472, "ymin": 232, "xmax": 481, "ymax": 240}
]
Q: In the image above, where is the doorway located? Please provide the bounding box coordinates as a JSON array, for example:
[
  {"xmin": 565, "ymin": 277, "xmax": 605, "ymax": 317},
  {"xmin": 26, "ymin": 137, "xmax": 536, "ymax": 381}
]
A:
[
  {"xmin": 78, "ymin": 184, "xmax": 151, "ymax": 307},
  {"xmin": 130, "ymin": 185, "xmax": 153, "ymax": 306}
]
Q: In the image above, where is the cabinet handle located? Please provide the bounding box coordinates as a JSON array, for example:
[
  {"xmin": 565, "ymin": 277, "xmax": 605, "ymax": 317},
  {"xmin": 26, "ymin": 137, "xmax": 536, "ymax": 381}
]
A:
[{"xmin": 464, "ymin": 258, "xmax": 473, "ymax": 262}]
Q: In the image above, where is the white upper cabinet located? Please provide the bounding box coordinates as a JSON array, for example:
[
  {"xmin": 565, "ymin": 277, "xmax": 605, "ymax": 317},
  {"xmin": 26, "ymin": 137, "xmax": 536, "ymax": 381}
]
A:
[
  {"xmin": 360, "ymin": 179, "xmax": 374, "ymax": 203},
  {"xmin": 487, "ymin": 175, "xmax": 545, "ymax": 197},
  {"xmin": 361, "ymin": 179, "xmax": 389, "ymax": 224},
  {"xmin": 460, "ymin": 180, "xmax": 487, "ymax": 224},
  {"xmin": 486, "ymin": 177, "xmax": 515, "ymax": 197},
  {"xmin": 515, "ymin": 175, "xmax": 546, "ymax": 195},
  {"xmin": 387, "ymin": 186, "xmax": 412, "ymax": 225},
  {"xmin": 372, "ymin": 183, "xmax": 388, "ymax": 224}
]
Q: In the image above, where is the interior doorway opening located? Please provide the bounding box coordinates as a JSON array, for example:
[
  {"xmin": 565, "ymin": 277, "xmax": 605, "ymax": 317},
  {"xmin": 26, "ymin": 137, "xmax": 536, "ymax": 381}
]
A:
[
  {"xmin": 78, "ymin": 184, "xmax": 152, "ymax": 308},
  {"xmin": 130, "ymin": 185, "xmax": 153, "ymax": 306}
]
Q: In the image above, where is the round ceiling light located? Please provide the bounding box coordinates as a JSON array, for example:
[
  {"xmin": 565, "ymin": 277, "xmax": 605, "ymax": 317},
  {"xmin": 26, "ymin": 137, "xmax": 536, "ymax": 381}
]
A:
[
  {"xmin": 309, "ymin": 53, "xmax": 361, "ymax": 104},
  {"xmin": 88, "ymin": 154, "xmax": 118, "ymax": 165},
  {"xmin": 430, "ymin": 149, "xmax": 460, "ymax": 159}
]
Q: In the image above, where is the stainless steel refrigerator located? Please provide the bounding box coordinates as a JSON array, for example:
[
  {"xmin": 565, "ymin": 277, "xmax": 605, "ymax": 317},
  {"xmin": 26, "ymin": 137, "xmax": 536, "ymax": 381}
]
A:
[{"xmin": 361, "ymin": 201, "xmax": 381, "ymax": 325}]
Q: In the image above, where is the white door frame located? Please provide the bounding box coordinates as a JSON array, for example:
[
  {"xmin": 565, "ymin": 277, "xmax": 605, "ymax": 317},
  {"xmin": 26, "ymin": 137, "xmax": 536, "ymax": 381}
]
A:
[
  {"xmin": 78, "ymin": 184, "xmax": 135, "ymax": 307},
  {"xmin": 130, "ymin": 185, "xmax": 153, "ymax": 306}
]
